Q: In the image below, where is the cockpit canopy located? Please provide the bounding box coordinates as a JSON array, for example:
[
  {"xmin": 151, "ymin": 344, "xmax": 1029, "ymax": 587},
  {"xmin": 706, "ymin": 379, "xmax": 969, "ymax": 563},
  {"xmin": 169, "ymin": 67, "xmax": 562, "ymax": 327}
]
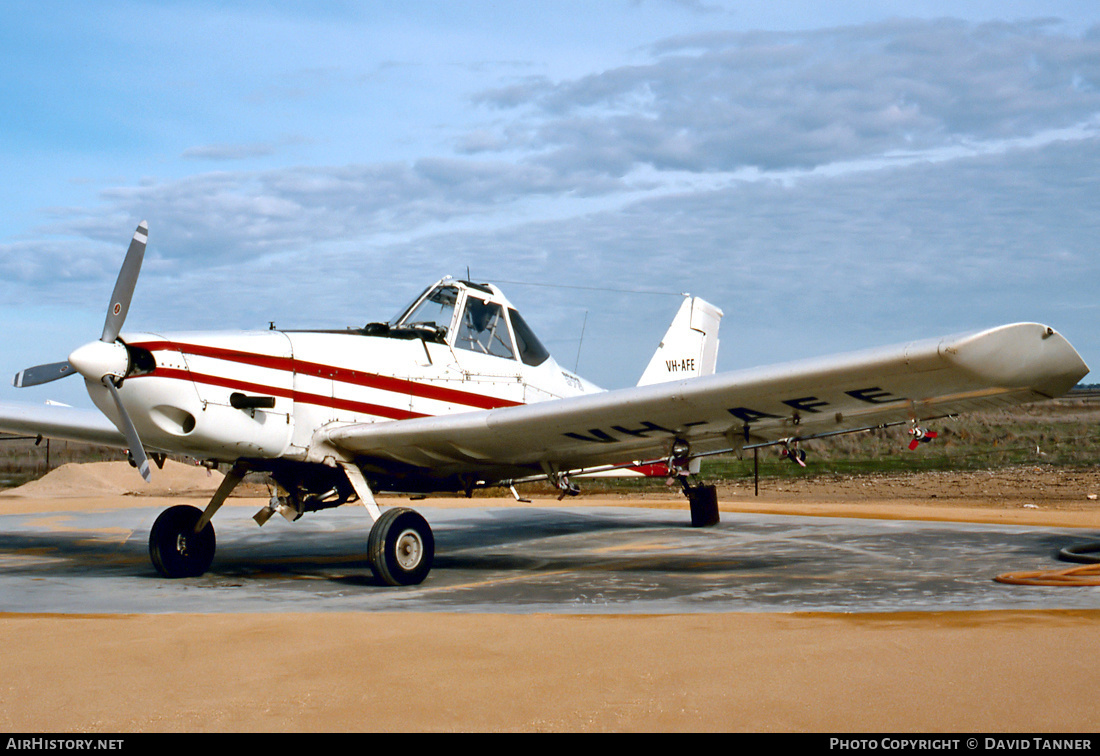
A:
[{"xmin": 384, "ymin": 278, "xmax": 551, "ymax": 367}]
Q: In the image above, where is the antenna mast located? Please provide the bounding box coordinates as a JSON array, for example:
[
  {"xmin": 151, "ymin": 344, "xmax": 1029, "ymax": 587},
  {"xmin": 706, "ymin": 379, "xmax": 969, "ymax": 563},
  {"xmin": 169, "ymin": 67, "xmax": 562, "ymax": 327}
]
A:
[{"xmin": 574, "ymin": 310, "xmax": 588, "ymax": 373}]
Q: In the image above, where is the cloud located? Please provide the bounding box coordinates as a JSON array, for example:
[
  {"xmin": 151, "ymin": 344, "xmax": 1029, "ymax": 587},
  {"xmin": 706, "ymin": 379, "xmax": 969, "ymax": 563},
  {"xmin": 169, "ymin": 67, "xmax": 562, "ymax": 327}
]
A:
[
  {"xmin": 182, "ymin": 143, "xmax": 280, "ymax": 161},
  {"xmin": 297, "ymin": 133, "xmax": 1097, "ymax": 386},
  {"xmin": 8, "ymin": 152, "xmax": 629, "ymax": 288},
  {"xmin": 630, "ymin": 0, "xmax": 727, "ymax": 14},
  {"xmin": 21, "ymin": 17, "xmax": 1098, "ymax": 274},
  {"xmin": 473, "ymin": 18, "xmax": 1100, "ymax": 175},
  {"xmin": 4, "ymin": 16, "xmax": 1098, "ymax": 389},
  {"xmin": 181, "ymin": 135, "xmax": 316, "ymax": 162}
]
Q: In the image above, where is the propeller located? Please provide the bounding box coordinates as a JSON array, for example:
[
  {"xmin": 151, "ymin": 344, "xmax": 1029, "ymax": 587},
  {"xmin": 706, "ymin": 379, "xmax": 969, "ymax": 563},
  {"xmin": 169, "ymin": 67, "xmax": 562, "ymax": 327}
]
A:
[
  {"xmin": 101, "ymin": 376, "xmax": 151, "ymax": 481},
  {"xmin": 12, "ymin": 361, "xmax": 76, "ymax": 388},
  {"xmin": 101, "ymin": 222, "xmax": 147, "ymax": 343},
  {"xmin": 12, "ymin": 222, "xmax": 152, "ymax": 481}
]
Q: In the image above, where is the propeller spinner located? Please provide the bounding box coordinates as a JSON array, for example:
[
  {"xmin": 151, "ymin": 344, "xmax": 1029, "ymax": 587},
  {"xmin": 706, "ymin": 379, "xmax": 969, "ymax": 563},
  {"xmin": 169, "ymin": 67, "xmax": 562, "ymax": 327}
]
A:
[{"xmin": 12, "ymin": 222, "xmax": 153, "ymax": 481}]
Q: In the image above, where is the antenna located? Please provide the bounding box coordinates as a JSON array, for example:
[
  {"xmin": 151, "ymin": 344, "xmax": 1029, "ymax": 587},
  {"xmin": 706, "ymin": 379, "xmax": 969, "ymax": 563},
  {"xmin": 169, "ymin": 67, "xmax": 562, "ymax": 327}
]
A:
[
  {"xmin": 574, "ymin": 310, "xmax": 588, "ymax": 373},
  {"xmin": 494, "ymin": 279, "xmax": 682, "ymax": 297}
]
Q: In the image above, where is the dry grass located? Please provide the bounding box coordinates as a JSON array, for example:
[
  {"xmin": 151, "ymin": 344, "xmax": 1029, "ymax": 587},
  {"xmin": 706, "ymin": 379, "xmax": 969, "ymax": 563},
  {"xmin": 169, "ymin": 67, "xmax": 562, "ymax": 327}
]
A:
[{"xmin": 742, "ymin": 394, "xmax": 1100, "ymax": 476}]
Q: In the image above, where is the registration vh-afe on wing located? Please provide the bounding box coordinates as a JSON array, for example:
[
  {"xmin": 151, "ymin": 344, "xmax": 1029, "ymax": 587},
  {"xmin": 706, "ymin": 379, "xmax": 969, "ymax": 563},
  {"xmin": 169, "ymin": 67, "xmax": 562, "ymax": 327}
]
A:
[{"xmin": 0, "ymin": 223, "xmax": 1090, "ymax": 585}]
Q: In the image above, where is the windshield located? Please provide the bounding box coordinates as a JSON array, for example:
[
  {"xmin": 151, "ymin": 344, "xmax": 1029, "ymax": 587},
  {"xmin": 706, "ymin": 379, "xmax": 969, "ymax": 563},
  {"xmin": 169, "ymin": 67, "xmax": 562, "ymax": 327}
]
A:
[
  {"xmin": 388, "ymin": 285, "xmax": 434, "ymax": 326},
  {"xmin": 397, "ymin": 284, "xmax": 459, "ymax": 335}
]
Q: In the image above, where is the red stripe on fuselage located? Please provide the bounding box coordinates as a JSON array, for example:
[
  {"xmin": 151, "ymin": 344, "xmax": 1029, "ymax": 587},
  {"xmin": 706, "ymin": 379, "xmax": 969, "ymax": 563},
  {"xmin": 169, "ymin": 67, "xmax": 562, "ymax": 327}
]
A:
[
  {"xmin": 145, "ymin": 366, "xmax": 428, "ymax": 421},
  {"xmin": 130, "ymin": 339, "xmax": 524, "ymax": 411}
]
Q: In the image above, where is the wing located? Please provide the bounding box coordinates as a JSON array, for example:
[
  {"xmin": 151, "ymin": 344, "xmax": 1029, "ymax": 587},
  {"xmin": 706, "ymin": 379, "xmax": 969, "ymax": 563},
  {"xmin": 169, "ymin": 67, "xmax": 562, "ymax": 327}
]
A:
[
  {"xmin": 0, "ymin": 401, "xmax": 127, "ymax": 447},
  {"xmin": 322, "ymin": 322, "xmax": 1089, "ymax": 485}
]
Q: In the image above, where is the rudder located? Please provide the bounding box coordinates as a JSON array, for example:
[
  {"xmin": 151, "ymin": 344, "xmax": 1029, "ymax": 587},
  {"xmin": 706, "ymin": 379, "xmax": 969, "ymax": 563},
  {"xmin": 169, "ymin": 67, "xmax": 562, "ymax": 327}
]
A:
[{"xmin": 637, "ymin": 296, "xmax": 723, "ymax": 386}]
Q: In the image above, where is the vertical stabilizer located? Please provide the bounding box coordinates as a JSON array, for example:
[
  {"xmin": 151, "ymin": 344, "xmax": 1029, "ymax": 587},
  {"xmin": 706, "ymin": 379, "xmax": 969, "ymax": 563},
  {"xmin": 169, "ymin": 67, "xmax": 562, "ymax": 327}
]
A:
[{"xmin": 637, "ymin": 296, "xmax": 723, "ymax": 386}]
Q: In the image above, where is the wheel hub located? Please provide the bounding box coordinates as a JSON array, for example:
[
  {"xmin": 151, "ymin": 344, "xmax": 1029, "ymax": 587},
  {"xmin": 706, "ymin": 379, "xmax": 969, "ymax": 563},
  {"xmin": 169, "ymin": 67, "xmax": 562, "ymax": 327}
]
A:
[{"xmin": 394, "ymin": 528, "xmax": 423, "ymax": 570}]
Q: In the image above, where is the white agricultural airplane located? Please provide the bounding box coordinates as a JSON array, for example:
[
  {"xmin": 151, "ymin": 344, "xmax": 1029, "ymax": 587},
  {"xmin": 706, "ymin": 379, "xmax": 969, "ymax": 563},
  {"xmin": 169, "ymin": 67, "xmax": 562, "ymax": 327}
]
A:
[{"xmin": 0, "ymin": 223, "xmax": 1090, "ymax": 585}]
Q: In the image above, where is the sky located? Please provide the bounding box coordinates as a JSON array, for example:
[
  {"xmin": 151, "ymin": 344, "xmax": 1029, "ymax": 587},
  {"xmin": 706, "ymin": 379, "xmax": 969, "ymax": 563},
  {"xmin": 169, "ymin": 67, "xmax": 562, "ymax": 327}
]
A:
[{"xmin": 1, "ymin": 0, "xmax": 1098, "ymax": 410}]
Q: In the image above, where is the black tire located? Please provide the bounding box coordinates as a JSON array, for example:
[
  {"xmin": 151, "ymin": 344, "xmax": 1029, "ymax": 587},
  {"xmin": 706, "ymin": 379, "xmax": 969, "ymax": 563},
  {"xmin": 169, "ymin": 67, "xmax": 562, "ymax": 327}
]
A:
[
  {"xmin": 368, "ymin": 507, "xmax": 434, "ymax": 586},
  {"xmin": 149, "ymin": 504, "xmax": 216, "ymax": 578}
]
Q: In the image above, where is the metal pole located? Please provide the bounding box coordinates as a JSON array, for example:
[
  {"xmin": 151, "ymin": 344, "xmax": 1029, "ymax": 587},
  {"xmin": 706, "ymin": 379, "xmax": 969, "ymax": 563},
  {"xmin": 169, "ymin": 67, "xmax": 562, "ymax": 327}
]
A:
[{"xmin": 754, "ymin": 447, "xmax": 759, "ymax": 496}]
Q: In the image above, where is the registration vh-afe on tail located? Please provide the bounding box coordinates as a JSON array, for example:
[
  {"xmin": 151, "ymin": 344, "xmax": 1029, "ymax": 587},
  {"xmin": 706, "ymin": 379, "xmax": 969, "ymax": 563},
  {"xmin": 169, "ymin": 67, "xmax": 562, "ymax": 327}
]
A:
[{"xmin": 1, "ymin": 223, "xmax": 1090, "ymax": 585}]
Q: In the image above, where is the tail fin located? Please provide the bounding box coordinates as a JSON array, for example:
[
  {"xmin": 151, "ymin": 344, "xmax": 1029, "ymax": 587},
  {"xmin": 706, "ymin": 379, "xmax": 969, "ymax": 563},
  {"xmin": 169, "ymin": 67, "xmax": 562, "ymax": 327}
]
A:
[{"xmin": 637, "ymin": 296, "xmax": 723, "ymax": 386}]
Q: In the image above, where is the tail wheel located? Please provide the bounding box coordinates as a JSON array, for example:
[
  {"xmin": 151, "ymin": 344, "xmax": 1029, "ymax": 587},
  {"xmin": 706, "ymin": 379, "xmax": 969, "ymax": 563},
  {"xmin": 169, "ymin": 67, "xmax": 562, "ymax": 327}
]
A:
[
  {"xmin": 149, "ymin": 504, "xmax": 216, "ymax": 578},
  {"xmin": 687, "ymin": 484, "xmax": 720, "ymax": 527},
  {"xmin": 368, "ymin": 507, "xmax": 434, "ymax": 586}
]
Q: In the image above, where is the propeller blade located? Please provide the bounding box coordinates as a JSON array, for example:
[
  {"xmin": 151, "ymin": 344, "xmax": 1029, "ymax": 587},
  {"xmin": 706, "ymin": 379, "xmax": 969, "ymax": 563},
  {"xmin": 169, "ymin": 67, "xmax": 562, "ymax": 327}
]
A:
[
  {"xmin": 101, "ymin": 221, "xmax": 148, "ymax": 344},
  {"xmin": 100, "ymin": 376, "xmax": 151, "ymax": 482},
  {"xmin": 12, "ymin": 361, "xmax": 76, "ymax": 388}
]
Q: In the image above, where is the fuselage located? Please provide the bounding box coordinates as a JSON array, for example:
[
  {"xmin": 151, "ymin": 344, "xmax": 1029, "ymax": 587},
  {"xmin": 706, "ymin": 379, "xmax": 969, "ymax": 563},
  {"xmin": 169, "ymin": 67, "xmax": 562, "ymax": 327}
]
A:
[{"xmin": 87, "ymin": 279, "xmax": 600, "ymax": 468}]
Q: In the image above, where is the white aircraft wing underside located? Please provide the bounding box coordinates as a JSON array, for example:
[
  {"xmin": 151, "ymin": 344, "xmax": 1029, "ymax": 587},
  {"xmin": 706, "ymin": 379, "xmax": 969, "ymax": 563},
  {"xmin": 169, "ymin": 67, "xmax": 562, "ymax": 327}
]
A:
[
  {"xmin": 0, "ymin": 401, "xmax": 128, "ymax": 448},
  {"xmin": 322, "ymin": 322, "xmax": 1089, "ymax": 480}
]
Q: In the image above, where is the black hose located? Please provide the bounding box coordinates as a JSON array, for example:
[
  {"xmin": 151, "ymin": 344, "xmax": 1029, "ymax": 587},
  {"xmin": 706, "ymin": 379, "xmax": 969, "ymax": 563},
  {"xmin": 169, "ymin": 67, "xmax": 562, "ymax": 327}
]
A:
[{"xmin": 1058, "ymin": 542, "xmax": 1100, "ymax": 564}]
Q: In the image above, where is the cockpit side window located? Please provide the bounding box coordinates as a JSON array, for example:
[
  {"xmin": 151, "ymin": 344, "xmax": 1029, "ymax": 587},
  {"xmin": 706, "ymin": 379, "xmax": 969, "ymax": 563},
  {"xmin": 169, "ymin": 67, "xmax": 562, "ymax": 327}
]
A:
[
  {"xmin": 509, "ymin": 308, "xmax": 550, "ymax": 366},
  {"xmin": 399, "ymin": 284, "xmax": 459, "ymax": 337},
  {"xmin": 456, "ymin": 298, "xmax": 515, "ymax": 360}
]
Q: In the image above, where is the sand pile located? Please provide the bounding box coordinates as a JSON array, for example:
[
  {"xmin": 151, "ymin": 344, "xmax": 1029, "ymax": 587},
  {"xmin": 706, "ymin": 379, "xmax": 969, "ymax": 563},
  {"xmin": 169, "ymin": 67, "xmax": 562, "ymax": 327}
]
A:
[{"xmin": 0, "ymin": 460, "xmax": 225, "ymax": 498}]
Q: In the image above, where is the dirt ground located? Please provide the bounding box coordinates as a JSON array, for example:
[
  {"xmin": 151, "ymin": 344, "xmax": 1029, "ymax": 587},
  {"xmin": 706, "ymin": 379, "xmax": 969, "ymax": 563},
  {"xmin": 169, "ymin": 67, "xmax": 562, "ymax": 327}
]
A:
[{"xmin": 1, "ymin": 461, "xmax": 1099, "ymax": 733}]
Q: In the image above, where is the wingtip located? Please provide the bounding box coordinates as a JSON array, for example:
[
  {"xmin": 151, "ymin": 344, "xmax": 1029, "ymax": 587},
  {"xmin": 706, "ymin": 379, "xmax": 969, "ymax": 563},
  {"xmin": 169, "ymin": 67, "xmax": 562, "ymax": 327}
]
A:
[{"xmin": 941, "ymin": 322, "xmax": 1090, "ymax": 397}]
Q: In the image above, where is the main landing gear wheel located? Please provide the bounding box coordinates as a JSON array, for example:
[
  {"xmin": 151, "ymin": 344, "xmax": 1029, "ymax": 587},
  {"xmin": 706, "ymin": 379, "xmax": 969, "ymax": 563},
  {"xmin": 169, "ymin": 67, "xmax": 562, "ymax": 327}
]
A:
[
  {"xmin": 368, "ymin": 507, "xmax": 434, "ymax": 586},
  {"xmin": 149, "ymin": 504, "xmax": 216, "ymax": 578}
]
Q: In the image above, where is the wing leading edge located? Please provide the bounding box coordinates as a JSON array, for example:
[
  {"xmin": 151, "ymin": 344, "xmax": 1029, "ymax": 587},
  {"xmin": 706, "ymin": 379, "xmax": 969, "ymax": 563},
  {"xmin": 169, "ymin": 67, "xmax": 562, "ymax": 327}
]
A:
[
  {"xmin": 0, "ymin": 401, "xmax": 128, "ymax": 448},
  {"xmin": 322, "ymin": 322, "xmax": 1089, "ymax": 483}
]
